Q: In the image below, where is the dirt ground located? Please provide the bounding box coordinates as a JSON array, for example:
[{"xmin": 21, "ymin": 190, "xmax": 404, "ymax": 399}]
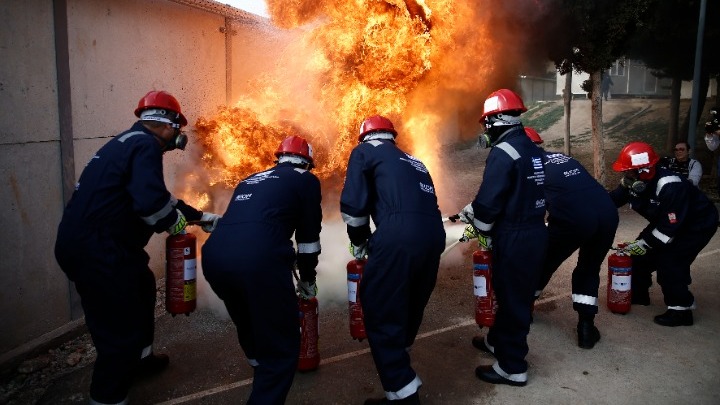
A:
[{"xmin": 2, "ymin": 97, "xmax": 719, "ymax": 404}]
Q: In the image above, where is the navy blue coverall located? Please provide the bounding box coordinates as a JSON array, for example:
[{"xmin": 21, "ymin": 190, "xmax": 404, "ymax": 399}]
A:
[
  {"xmin": 54, "ymin": 122, "xmax": 201, "ymax": 404},
  {"xmin": 470, "ymin": 126, "xmax": 547, "ymax": 382},
  {"xmin": 609, "ymin": 167, "xmax": 718, "ymax": 309},
  {"xmin": 340, "ymin": 138, "xmax": 445, "ymax": 400},
  {"xmin": 536, "ymin": 152, "xmax": 619, "ymax": 315},
  {"xmin": 202, "ymin": 161, "xmax": 322, "ymax": 405}
]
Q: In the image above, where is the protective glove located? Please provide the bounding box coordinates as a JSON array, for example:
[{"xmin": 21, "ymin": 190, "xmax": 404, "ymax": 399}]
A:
[
  {"xmin": 624, "ymin": 239, "xmax": 649, "ymax": 256},
  {"xmin": 167, "ymin": 209, "xmax": 187, "ymax": 236},
  {"xmin": 296, "ymin": 280, "xmax": 318, "ymax": 300},
  {"xmin": 200, "ymin": 212, "xmax": 221, "ymax": 233},
  {"xmin": 461, "ymin": 225, "xmax": 492, "ymax": 249},
  {"xmin": 457, "ymin": 203, "xmax": 475, "ymax": 225},
  {"xmin": 349, "ymin": 242, "xmax": 368, "ymax": 260}
]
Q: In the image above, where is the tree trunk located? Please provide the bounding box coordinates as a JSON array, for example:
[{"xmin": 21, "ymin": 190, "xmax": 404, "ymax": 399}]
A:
[
  {"xmin": 592, "ymin": 70, "xmax": 605, "ymax": 185},
  {"xmin": 680, "ymin": 69, "xmax": 711, "ymax": 140},
  {"xmin": 564, "ymin": 72, "xmax": 572, "ymax": 156},
  {"xmin": 667, "ymin": 77, "xmax": 682, "ymax": 153}
]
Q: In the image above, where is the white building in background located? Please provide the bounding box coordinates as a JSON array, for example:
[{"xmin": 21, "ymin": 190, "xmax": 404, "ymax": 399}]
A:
[{"xmin": 556, "ymin": 58, "xmax": 717, "ymax": 99}]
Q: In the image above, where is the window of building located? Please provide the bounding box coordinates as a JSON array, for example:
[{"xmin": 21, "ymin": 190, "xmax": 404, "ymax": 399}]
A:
[{"xmin": 610, "ymin": 59, "xmax": 626, "ymax": 76}]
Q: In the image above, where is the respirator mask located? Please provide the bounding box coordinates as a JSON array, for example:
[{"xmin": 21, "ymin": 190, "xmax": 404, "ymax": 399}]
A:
[
  {"xmin": 163, "ymin": 126, "xmax": 188, "ymax": 152},
  {"xmin": 141, "ymin": 108, "xmax": 188, "ymax": 152},
  {"xmin": 621, "ymin": 167, "xmax": 652, "ymax": 196},
  {"xmin": 478, "ymin": 114, "xmax": 521, "ymax": 149}
]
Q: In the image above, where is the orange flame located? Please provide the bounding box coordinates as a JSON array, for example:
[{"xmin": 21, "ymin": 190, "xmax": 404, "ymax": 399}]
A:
[{"xmin": 191, "ymin": 0, "xmax": 518, "ymax": 212}]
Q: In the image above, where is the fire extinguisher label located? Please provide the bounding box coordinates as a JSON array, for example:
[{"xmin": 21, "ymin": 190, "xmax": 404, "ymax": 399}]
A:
[
  {"xmin": 473, "ymin": 275, "xmax": 488, "ymax": 297},
  {"xmin": 611, "ymin": 274, "xmax": 631, "ymax": 292},
  {"xmin": 184, "ymin": 281, "xmax": 196, "ymax": 301},
  {"xmin": 184, "ymin": 258, "xmax": 197, "ymax": 280},
  {"xmin": 348, "ymin": 281, "xmax": 359, "ymax": 303}
]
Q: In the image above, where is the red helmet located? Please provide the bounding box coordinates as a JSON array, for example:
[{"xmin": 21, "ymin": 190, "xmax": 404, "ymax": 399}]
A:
[
  {"xmin": 358, "ymin": 115, "xmax": 397, "ymax": 142},
  {"xmin": 275, "ymin": 135, "xmax": 314, "ymax": 167},
  {"xmin": 479, "ymin": 89, "xmax": 527, "ymax": 123},
  {"xmin": 524, "ymin": 127, "xmax": 544, "ymax": 144},
  {"xmin": 134, "ymin": 90, "xmax": 188, "ymax": 127},
  {"xmin": 612, "ymin": 142, "xmax": 660, "ymax": 172}
]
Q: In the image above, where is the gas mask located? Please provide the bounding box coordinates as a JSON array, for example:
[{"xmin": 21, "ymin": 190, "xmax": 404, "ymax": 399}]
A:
[
  {"xmin": 478, "ymin": 114, "xmax": 521, "ymax": 148},
  {"xmin": 162, "ymin": 124, "xmax": 188, "ymax": 153},
  {"xmin": 621, "ymin": 167, "xmax": 653, "ymax": 196},
  {"xmin": 162, "ymin": 127, "xmax": 188, "ymax": 152}
]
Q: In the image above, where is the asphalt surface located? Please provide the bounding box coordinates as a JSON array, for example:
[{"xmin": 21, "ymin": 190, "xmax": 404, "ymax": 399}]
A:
[{"xmin": 38, "ymin": 207, "xmax": 720, "ymax": 405}]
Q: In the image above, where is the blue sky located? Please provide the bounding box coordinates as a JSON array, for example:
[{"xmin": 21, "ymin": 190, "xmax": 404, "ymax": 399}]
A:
[{"xmin": 218, "ymin": 0, "xmax": 269, "ymax": 17}]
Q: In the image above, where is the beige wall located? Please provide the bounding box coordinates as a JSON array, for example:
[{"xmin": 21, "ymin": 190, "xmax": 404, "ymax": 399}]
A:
[{"xmin": 0, "ymin": 0, "xmax": 272, "ymax": 362}]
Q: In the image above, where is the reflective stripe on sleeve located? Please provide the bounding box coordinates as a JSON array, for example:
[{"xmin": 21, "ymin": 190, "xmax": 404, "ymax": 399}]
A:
[
  {"xmin": 141, "ymin": 199, "xmax": 174, "ymax": 226},
  {"xmin": 656, "ymin": 175, "xmax": 682, "ymax": 196},
  {"xmin": 473, "ymin": 218, "xmax": 493, "ymax": 232},
  {"xmin": 651, "ymin": 228, "xmax": 673, "ymax": 244},
  {"xmin": 117, "ymin": 131, "xmax": 146, "ymax": 143},
  {"xmin": 298, "ymin": 241, "xmax": 321, "ymax": 254},
  {"xmin": 496, "ymin": 142, "xmax": 520, "ymax": 161},
  {"xmin": 341, "ymin": 212, "xmax": 369, "ymax": 227}
]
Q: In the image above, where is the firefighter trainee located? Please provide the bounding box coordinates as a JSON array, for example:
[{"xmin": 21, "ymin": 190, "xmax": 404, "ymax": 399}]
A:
[
  {"xmin": 202, "ymin": 135, "xmax": 322, "ymax": 405},
  {"xmin": 609, "ymin": 142, "xmax": 718, "ymax": 326},
  {"xmin": 459, "ymin": 89, "xmax": 548, "ymax": 387},
  {"xmin": 54, "ymin": 90, "xmax": 221, "ymax": 405},
  {"xmin": 525, "ymin": 127, "xmax": 619, "ymax": 350},
  {"xmin": 340, "ymin": 115, "xmax": 445, "ymax": 405}
]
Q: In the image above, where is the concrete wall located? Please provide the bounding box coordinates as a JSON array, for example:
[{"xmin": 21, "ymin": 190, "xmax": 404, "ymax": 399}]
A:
[{"xmin": 0, "ymin": 0, "xmax": 273, "ymax": 363}]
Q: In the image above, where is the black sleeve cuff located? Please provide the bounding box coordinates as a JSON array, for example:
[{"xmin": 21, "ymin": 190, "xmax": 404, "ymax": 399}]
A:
[{"xmin": 174, "ymin": 199, "xmax": 203, "ymax": 222}]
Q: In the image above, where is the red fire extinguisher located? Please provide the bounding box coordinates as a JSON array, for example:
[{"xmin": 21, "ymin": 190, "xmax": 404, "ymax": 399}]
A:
[
  {"xmin": 347, "ymin": 259, "xmax": 367, "ymax": 341},
  {"xmin": 298, "ymin": 296, "xmax": 320, "ymax": 372},
  {"xmin": 165, "ymin": 230, "xmax": 197, "ymax": 316},
  {"xmin": 473, "ymin": 246, "xmax": 496, "ymax": 327},
  {"xmin": 607, "ymin": 245, "xmax": 632, "ymax": 314}
]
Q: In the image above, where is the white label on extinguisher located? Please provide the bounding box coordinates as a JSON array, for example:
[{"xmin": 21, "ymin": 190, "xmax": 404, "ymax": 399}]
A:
[
  {"xmin": 184, "ymin": 258, "xmax": 197, "ymax": 281},
  {"xmin": 612, "ymin": 275, "xmax": 631, "ymax": 291},
  {"xmin": 348, "ymin": 281, "xmax": 358, "ymax": 303},
  {"xmin": 473, "ymin": 276, "xmax": 488, "ymax": 297}
]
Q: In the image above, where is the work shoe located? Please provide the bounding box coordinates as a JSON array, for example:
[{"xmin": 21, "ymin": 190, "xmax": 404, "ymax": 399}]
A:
[
  {"xmin": 137, "ymin": 352, "xmax": 169, "ymax": 377},
  {"xmin": 471, "ymin": 335, "xmax": 494, "ymax": 355},
  {"xmin": 363, "ymin": 392, "xmax": 420, "ymax": 404},
  {"xmin": 631, "ymin": 290, "xmax": 650, "ymax": 306},
  {"xmin": 577, "ymin": 321, "xmax": 601, "ymax": 349},
  {"xmin": 475, "ymin": 365, "xmax": 526, "ymax": 387},
  {"xmin": 653, "ymin": 309, "xmax": 693, "ymax": 327}
]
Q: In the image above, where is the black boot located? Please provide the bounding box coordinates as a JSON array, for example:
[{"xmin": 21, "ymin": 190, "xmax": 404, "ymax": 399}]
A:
[
  {"xmin": 137, "ymin": 352, "xmax": 169, "ymax": 378},
  {"xmin": 631, "ymin": 289, "xmax": 650, "ymax": 306},
  {"xmin": 475, "ymin": 365, "xmax": 527, "ymax": 387},
  {"xmin": 654, "ymin": 309, "xmax": 693, "ymax": 327},
  {"xmin": 577, "ymin": 320, "xmax": 601, "ymax": 349},
  {"xmin": 364, "ymin": 392, "xmax": 420, "ymax": 404},
  {"xmin": 471, "ymin": 335, "xmax": 494, "ymax": 355}
]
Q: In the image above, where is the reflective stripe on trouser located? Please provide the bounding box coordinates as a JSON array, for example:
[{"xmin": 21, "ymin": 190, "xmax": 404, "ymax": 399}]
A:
[
  {"xmin": 67, "ymin": 249, "xmax": 155, "ymax": 404},
  {"xmin": 201, "ymin": 241, "xmax": 300, "ymax": 405},
  {"xmin": 493, "ymin": 361, "xmax": 527, "ymax": 383},
  {"xmin": 360, "ymin": 227, "xmax": 442, "ymax": 398},
  {"xmin": 632, "ymin": 225, "xmax": 716, "ymax": 308},
  {"xmin": 488, "ymin": 226, "xmax": 547, "ymax": 375},
  {"xmin": 539, "ymin": 217, "xmax": 616, "ymax": 316}
]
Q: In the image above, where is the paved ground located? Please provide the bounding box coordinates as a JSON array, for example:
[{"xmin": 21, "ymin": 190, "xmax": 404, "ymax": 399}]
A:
[{"xmin": 35, "ymin": 207, "xmax": 720, "ymax": 405}]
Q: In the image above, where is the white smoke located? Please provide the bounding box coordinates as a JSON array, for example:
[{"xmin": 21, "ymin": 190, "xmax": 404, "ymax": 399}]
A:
[{"xmin": 195, "ymin": 219, "xmax": 469, "ymax": 320}]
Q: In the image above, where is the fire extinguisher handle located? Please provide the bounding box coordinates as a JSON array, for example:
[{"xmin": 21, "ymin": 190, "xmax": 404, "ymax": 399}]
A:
[{"xmin": 187, "ymin": 220, "xmax": 213, "ymax": 226}]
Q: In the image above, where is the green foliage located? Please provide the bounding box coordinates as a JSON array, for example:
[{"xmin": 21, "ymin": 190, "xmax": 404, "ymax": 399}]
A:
[
  {"xmin": 522, "ymin": 102, "xmax": 564, "ymax": 132},
  {"xmin": 550, "ymin": 0, "xmax": 655, "ymax": 75}
]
